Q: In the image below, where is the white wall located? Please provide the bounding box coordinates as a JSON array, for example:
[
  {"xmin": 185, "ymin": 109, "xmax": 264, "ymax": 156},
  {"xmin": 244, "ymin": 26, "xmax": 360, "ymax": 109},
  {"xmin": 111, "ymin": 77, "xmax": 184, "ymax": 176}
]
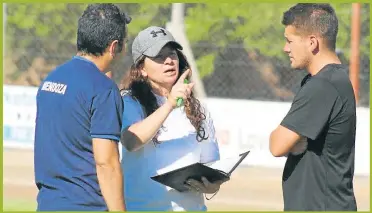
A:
[
  {"xmin": 3, "ymin": 85, "xmax": 370, "ymax": 175},
  {"xmin": 202, "ymin": 98, "xmax": 370, "ymax": 176}
]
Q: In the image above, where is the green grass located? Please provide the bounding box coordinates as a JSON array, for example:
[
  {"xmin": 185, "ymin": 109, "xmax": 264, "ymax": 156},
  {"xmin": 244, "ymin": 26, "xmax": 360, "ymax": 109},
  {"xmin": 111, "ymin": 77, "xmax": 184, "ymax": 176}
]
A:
[{"xmin": 3, "ymin": 199, "xmax": 36, "ymax": 211}]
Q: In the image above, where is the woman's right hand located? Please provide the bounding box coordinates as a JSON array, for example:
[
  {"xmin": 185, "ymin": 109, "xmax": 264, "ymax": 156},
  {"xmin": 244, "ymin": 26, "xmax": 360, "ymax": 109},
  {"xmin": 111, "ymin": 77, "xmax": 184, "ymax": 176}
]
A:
[{"xmin": 167, "ymin": 69, "xmax": 194, "ymax": 108}]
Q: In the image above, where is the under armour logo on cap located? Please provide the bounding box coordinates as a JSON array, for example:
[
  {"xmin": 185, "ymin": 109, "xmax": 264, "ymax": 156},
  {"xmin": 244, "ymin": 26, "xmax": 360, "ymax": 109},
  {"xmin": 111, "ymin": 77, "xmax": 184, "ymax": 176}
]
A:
[
  {"xmin": 131, "ymin": 26, "xmax": 183, "ymax": 63},
  {"xmin": 150, "ymin": 29, "xmax": 167, "ymax": 37}
]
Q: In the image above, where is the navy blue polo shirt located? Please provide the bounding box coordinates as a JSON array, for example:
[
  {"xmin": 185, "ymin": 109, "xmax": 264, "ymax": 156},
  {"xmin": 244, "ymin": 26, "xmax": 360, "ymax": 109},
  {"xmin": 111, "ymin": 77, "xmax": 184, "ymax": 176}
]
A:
[{"xmin": 34, "ymin": 56, "xmax": 123, "ymax": 211}]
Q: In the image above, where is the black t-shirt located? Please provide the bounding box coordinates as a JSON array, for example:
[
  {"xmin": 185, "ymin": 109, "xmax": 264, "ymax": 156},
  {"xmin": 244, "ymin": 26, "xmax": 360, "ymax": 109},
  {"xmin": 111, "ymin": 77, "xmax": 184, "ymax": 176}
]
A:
[{"xmin": 280, "ymin": 64, "xmax": 357, "ymax": 211}]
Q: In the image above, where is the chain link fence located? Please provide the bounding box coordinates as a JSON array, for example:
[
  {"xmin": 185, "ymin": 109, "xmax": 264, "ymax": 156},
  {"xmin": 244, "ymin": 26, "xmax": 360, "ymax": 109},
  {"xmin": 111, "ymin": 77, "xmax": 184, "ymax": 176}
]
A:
[
  {"xmin": 3, "ymin": 3, "xmax": 370, "ymax": 106},
  {"xmin": 201, "ymin": 42, "xmax": 370, "ymax": 106}
]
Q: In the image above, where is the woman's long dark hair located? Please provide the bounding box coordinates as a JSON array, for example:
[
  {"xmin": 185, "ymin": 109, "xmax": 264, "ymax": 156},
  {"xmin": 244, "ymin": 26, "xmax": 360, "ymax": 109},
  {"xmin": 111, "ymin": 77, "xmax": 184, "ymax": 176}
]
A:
[{"xmin": 120, "ymin": 49, "xmax": 208, "ymax": 144}]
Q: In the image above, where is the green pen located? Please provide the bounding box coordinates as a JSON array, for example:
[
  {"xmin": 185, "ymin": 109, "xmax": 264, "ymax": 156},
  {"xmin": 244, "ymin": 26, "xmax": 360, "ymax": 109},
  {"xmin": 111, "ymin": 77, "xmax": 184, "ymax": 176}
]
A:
[{"xmin": 176, "ymin": 78, "xmax": 189, "ymax": 107}]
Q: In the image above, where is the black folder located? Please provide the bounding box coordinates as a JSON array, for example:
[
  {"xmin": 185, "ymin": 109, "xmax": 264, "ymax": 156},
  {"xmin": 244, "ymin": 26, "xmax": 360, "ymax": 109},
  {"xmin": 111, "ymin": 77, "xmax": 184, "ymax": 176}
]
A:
[{"xmin": 150, "ymin": 151, "xmax": 250, "ymax": 192}]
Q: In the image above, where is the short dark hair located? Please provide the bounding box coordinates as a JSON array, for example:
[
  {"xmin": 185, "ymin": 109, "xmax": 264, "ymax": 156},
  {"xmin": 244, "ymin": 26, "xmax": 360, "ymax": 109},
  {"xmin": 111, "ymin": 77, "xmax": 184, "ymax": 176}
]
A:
[
  {"xmin": 77, "ymin": 4, "xmax": 131, "ymax": 56},
  {"xmin": 282, "ymin": 3, "xmax": 338, "ymax": 51}
]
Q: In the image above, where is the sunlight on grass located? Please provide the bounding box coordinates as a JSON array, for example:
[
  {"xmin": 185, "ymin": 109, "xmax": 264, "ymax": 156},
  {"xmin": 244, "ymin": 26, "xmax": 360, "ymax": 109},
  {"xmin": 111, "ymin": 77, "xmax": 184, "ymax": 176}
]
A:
[{"xmin": 3, "ymin": 199, "xmax": 36, "ymax": 211}]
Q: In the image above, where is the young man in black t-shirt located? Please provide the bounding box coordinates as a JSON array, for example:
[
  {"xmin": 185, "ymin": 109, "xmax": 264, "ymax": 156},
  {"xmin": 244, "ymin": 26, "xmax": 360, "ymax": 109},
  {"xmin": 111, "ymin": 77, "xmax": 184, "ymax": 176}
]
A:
[{"xmin": 269, "ymin": 4, "xmax": 357, "ymax": 211}]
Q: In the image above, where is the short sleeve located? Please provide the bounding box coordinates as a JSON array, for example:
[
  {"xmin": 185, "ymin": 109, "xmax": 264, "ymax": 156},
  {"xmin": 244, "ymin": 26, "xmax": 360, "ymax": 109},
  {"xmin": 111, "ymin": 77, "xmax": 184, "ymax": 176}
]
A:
[
  {"xmin": 199, "ymin": 106, "xmax": 220, "ymax": 164},
  {"xmin": 91, "ymin": 87, "xmax": 123, "ymax": 142},
  {"xmin": 281, "ymin": 79, "xmax": 339, "ymax": 140},
  {"xmin": 121, "ymin": 94, "xmax": 144, "ymax": 131}
]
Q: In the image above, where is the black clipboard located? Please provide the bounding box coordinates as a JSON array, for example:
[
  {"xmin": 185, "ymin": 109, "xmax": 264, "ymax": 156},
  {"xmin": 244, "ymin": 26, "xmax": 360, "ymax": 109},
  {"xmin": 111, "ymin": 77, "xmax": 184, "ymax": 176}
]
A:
[{"xmin": 150, "ymin": 151, "xmax": 250, "ymax": 192}]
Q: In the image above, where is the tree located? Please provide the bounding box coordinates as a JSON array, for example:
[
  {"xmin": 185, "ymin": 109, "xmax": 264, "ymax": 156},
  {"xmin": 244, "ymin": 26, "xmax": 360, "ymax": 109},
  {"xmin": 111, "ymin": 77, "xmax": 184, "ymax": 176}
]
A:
[
  {"xmin": 4, "ymin": 3, "xmax": 369, "ymax": 93},
  {"xmin": 5, "ymin": 4, "xmax": 87, "ymax": 85},
  {"xmin": 184, "ymin": 3, "xmax": 370, "ymax": 78},
  {"xmin": 4, "ymin": 3, "xmax": 171, "ymax": 85}
]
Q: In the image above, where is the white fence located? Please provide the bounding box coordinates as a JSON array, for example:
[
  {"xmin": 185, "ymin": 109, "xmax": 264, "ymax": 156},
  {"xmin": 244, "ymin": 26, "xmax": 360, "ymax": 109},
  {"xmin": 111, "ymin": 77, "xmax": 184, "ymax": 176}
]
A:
[{"xmin": 3, "ymin": 85, "xmax": 370, "ymax": 175}]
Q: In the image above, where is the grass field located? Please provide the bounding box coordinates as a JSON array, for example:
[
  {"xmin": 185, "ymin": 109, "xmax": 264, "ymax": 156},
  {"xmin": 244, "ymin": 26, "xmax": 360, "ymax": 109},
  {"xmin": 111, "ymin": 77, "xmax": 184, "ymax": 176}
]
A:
[
  {"xmin": 3, "ymin": 148, "xmax": 370, "ymax": 211},
  {"xmin": 3, "ymin": 199, "xmax": 36, "ymax": 211}
]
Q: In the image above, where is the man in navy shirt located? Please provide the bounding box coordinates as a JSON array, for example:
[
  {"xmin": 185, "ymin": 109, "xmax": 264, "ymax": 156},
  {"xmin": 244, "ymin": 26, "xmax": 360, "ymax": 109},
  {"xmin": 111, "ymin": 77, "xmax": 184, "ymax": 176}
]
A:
[{"xmin": 34, "ymin": 4, "xmax": 131, "ymax": 211}]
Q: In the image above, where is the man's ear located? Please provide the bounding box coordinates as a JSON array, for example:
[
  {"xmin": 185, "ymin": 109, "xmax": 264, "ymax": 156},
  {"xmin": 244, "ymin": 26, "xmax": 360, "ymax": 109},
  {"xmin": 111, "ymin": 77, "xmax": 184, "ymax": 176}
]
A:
[
  {"xmin": 109, "ymin": 40, "xmax": 119, "ymax": 58},
  {"xmin": 309, "ymin": 35, "xmax": 319, "ymax": 54}
]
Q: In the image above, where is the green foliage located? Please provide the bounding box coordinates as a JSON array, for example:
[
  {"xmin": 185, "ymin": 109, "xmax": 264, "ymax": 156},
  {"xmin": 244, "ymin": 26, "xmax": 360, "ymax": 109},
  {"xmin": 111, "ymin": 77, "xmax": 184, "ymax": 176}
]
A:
[
  {"xmin": 6, "ymin": 4, "xmax": 87, "ymax": 52},
  {"xmin": 185, "ymin": 3, "xmax": 370, "ymax": 77},
  {"xmin": 5, "ymin": 3, "xmax": 370, "ymax": 80},
  {"xmin": 117, "ymin": 3, "xmax": 171, "ymax": 39},
  {"xmin": 5, "ymin": 3, "xmax": 170, "ymax": 59}
]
